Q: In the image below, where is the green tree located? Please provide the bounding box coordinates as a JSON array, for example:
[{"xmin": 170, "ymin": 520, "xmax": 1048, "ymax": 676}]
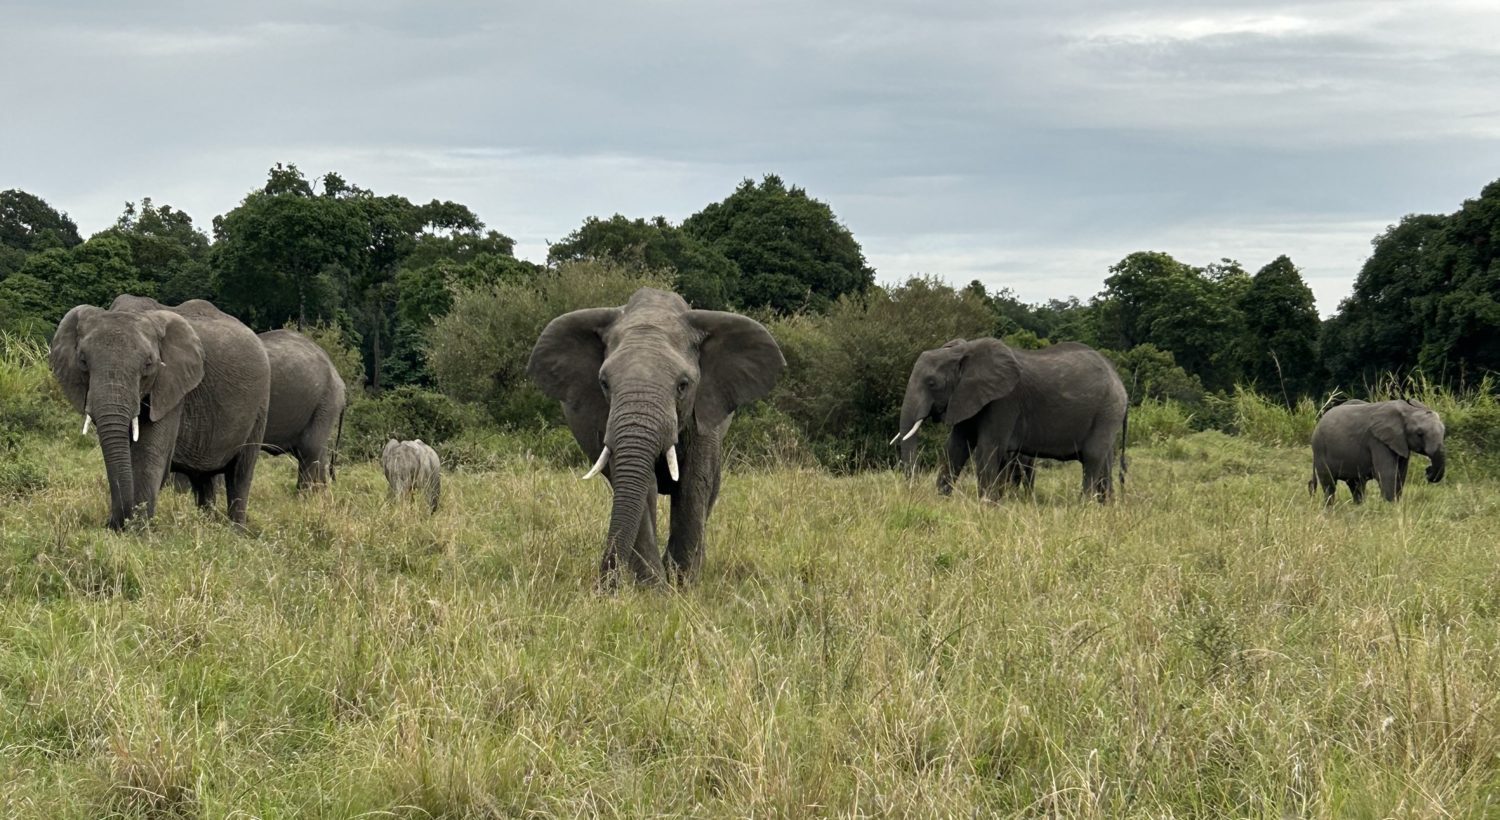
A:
[
  {"xmin": 1321, "ymin": 214, "xmax": 1446, "ymax": 387},
  {"xmin": 0, "ymin": 190, "xmax": 82, "ymax": 279},
  {"xmin": 683, "ymin": 175, "xmax": 874, "ymax": 313},
  {"xmin": 1240, "ymin": 255, "xmax": 1321, "ymax": 400},
  {"xmin": 548, "ymin": 214, "xmax": 735, "ymax": 309},
  {"xmin": 98, "ymin": 199, "xmax": 214, "ymax": 303},
  {"xmin": 0, "ymin": 234, "xmax": 152, "ymax": 335},
  {"xmin": 1423, "ymin": 180, "xmax": 1500, "ymax": 380}
]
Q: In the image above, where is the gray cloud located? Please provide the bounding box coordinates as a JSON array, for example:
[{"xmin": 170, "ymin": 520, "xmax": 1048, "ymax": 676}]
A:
[{"xmin": 3, "ymin": 0, "xmax": 1496, "ymax": 315}]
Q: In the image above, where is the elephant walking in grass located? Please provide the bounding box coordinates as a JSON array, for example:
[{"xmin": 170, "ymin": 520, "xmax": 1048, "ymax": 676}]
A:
[
  {"xmin": 258, "ymin": 329, "xmax": 347, "ymax": 488},
  {"xmin": 528, "ymin": 287, "xmax": 785, "ymax": 588},
  {"xmin": 1309, "ymin": 399, "xmax": 1446, "ymax": 504},
  {"xmin": 49, "ymin": 296, "xmax": 270, "ymax": 530},
  {"xmin": 895, "ymin": 338, "xmax": 1127, "ymax": 502},
  {"xmin": 382, "ymin": 439, "xmax": 441, "ymax": 511}
]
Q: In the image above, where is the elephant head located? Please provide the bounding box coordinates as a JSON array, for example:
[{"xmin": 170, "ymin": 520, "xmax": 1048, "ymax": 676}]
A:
[
  {"xmin": 894, "ymin": 338, "xmax": 1020, "ymax": 467},
  {"xmin": 1375, "ymin": 399, "xmax": 1446, "ymax": 483},
  {"xmin": 527, "ymin": 288, "xmax": 784, "ymax": 583},
  {"xmin": 49, "ymin": 304, "xmax": 205, "ymax": 528}
]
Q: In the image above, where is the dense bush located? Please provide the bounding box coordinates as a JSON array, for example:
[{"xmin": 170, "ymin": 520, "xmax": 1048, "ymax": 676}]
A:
[
  {"xmin": 1102, "ymin": 344, "xmax": 1206, "ymax": 406},
  {"xmin": 767, "ymin": 277, "xmax": 995, "ymax": 471},
  {"xmin": 341, "ymin": 386, "xmax": 483, "ymax": 461},
  {"xmin": 428, "ymin": 260, "xmax": 670, "ymax": 426}
]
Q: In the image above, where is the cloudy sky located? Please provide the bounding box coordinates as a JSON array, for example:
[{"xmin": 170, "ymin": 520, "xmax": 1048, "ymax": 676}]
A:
[{"xmin": 4, "ymin": 1, "xmax": 1497, "ymax": 314}]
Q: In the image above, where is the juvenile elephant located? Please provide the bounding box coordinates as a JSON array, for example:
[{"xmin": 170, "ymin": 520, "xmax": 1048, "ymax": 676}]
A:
[
  {"xmin": 49, "ymin": 296, "xmax": 270, "ymax": 529},
  {"xmin": 528, "ymin": 287, "xmax": 785, "ymax": 587},
  {"xmin": 895, "ymin": 338, "xmax": 1127, "ymax": 501},
  {"xmin": 1309, "ymin": 399, "xmax": 1446, "ymax": 503},
  {"xmin": 381, "ymin": 438, "xmax": 441, "ymax": 511},
  {"xmin": 259, "ymin": 329, "xmax": 347, "ymax": 488}
]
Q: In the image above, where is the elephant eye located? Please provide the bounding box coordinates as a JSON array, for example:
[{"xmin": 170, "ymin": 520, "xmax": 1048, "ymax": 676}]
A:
[
  {"xmin": 599, "ymin": 376, "xmax": 610, "ymax": 395},
  {"xmin": 677, "ymin": 377, "xmax": 691, "ymax": 396}
]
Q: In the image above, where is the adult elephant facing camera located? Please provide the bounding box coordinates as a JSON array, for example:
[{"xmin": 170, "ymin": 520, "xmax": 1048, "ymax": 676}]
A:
[
  {"xmin": 49, "ymin": 295, "xmax": 270, "ymax": 530},
  {"xmin": 895, "ymin": 338, "xmax": 1127, "ymax": 501},
  {"xmin": 528, "ymin": 288, "xmax": 785, "ymax": 588}
]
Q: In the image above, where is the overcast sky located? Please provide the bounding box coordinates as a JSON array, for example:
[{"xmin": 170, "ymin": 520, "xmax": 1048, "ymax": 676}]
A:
[{"xmin": 4, "ymin": 1, "xmax": 1497, "ymax": 315}]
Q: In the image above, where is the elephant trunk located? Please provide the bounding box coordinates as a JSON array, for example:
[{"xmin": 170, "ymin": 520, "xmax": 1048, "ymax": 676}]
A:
[
  {"xmin": 601, "ymin": 394, "xmax": 674, "ymax": 586},
  {"xmin": 896, "ymin": 389, "xmax": 931, "ymax": 472},
  {"xmin": 1426, "ymin": 444, "xmax": 1446, "ymax": 483},
  {"xmin": 90, "ymin": 396, "xmax": 138, "ymax": 530}
]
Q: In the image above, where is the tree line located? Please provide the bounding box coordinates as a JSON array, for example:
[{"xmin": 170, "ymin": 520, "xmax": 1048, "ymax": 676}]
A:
[{"xmin": 3, "ymin": 168, "xmax": 1498, "ymax": 415}]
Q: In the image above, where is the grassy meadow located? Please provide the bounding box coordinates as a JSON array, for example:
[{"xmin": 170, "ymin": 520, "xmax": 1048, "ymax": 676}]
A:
[{"xmin": 2, "ymin": 421, "xmax": 1499, "ymax": 817}]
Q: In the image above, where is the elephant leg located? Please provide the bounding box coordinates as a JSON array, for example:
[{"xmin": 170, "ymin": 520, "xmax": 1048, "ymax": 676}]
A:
[
  {"xmin": 1371, "ymin": 447, "xmax": 1401, "ymax": 502},
  {"xmin": 624, "ymin": 490, "xmax": 663, "ymax": 585},
  {"xmin": 666, "ymin": 433, "xmax": 724, "ymax": 584},
  {"xmin": 223, "ymin": 422, "xmax": 264, "ymax": 528},
  {"xmin": 189, "ymin": 474, "xmax": 217, "ymax": 509},
  {"xmin": 1395, "ymin": 457, "xmax": 1410, "ymax": 497},
  {"xmin": 937, "ymin": 429, "xmax": 971, "ymax": 496},
  {"xmin": 1346, "ymin": 480, "xmax": 1366, "ymax": 504},
  {"xmin": 974, "ymin": 444, "xmax": 1005, "ymax": 502},
  {"xmin": 129, "ymin": 415, "xmax": 178, "ymax": 522},
  {"xmin": 1320, "ymin": 475, "xmax": 1336, "ymax": 506}
]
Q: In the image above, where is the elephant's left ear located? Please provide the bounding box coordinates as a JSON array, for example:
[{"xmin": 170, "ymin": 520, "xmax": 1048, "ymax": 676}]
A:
[
  {"xmin": 1370, "ymin": 403, "xmax": 1410, "ymax": 458},
  {"xmin": 687, "ymin": 310, "xmax": 786, "ymax": 434},
  {"xmin": 148, "ymin": 311, "xmax": 205, "ymax": 422}
]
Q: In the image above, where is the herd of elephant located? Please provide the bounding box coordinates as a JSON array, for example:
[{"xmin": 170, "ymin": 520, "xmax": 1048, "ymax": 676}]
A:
[{"xmin": 48, "ymin": 288, "xmax": 1448, "ymax": 588}]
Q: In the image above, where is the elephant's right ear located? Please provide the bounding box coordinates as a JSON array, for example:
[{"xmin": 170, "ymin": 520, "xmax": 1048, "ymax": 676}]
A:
[
  {"xmin": 48, "ymin": 305, "xmax": 103, "ymax": 413},
  {"xmin": 527, "ymin": 307, "xmax": 620, "ymax": 453},
  {"xmin": 946, "ymin": 338, "xmax": 1020, "ymax": 424},
  {"xmin": 1370, "ymin": 404, "xmax": 1410, "ymax": 458}
]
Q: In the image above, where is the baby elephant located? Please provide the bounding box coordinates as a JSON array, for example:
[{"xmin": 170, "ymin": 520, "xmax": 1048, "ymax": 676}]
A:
[
  {"xmin": 381, "ymin": 439, "xmax": 441, "ymax": 511},
  {"xmin": 1309, "ymin": 399, "xmax": 1446, "ymax": 504}
]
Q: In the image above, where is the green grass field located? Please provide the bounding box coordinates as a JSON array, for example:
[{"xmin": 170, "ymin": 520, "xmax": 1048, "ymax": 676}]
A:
[{"xmin": 2, "ymin": 430, "xmax": 1498, "ymax": 817}]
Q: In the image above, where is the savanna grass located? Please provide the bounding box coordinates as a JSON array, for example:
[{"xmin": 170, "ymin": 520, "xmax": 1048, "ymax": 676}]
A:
[{"xmin": 1, "ymin": 426, "xmax": 1498, "ymax": 817}]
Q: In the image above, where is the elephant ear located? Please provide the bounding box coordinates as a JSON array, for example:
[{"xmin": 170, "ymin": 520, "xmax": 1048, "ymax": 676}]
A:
[
  {"xmin": 946, "ymin": 338, "xmax": 1021, "ymax": 424},
  {"xmin": 147, "ymin": 310, "xmax": 205, "ymax": 422},
  {"xmin": 48, "ymin": 305, "xmax": 103, "ymax": 413},
  {"xmin": 1370, "ymin": 403, "xmax": 1410, "ymax": 458},
  {"xmin": 527, "ymin": 307, "xmax": 620, "ymax": 455},
  {"xmin": 687, "ymin": 310, "xmax": 786, "ymax": 434}
]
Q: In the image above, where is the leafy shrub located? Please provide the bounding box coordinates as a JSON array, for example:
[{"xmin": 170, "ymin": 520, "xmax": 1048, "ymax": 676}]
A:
[
  {"xmin": 1102, "ymin": 344, "xmax": 1206, "ymax": 406},
  {"xmin": 1231, "ymin": 388, "xmax": 1317, "ymax": 447},
  {"xmin": 435, "ymin": 425, "xmax": 580, "ymax": 472},
  {"xmin": 428, "ymin": 260, "xmax": 670, "ymax": 426},
  {"xmin": 0, "ymin": 332, "xmax": 72, "ymax": 438},
  {"xmin": 342, "ymin": 386, "xmax": 483, "ymax": 460},
  {"xmin": 723, "ymin": 403, "xmax": 815, "ymax": 470},
  {"xmin": 767, "ymin": 276, "xmax": 995, "ymax": 471},
  {"xmin": 1128, "ymin": 399, "xmax": 1194, "ymax": 444}
]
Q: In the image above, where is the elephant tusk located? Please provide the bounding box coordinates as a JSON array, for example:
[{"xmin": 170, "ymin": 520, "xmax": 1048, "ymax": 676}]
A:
[
  {"xmin": 581, "ymin": 446, "xmax": 610, "ymax": 480},
  {"xmin": 82, "ymin": 415, "xmax": 92, "ymax": 436},
  {"xmin": 666, "ymin": 445, "xmax": 679, "ymax": 482},
  {"xmin": 131, "ymin": 417, "xmax": 139, "ymax": 442},
  {"xmin": 889, "ymin": 431, "xmax": 901, "ymax": 445},
  {"xmin": 901, "ymin": 419, "xmax": 923, "ymax": 441}
]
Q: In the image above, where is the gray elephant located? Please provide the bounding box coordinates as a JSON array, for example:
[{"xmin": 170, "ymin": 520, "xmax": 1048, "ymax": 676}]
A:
[
  {"xmin": 259, "ymin": 329, "xmax": 347, "ymax": 488},
  {"xmin": 895, "ymin": 338, "xmax": 1127, "ymax": 501},
  {"xmin": 528, "ymin": 287, "xmax": 785, "ymax": 588},
  {"xmin": 381, "ymin": 438, "xmax": 441, "ymax": 511},
  {"xmin": 49, "ymin": 296, "xmax": 270, "ymax": 529},
  {"xmin": 1309, "ymin": 399, "xmax": 1446, "ymax": 503}
]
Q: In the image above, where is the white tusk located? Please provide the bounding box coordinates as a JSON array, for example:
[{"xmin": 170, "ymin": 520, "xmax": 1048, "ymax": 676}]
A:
[
  {"xmin": 83, "ymin": 415, "xmax": 92, "ymax": 435},
  {"xmin": 131, "ymin": 417, "xmax": 139, "ymax": 442},
  {"xmin": 889, "ymin": 432, "xmax": 901, "ymax": 445},
  {"xmin": 666, "ymin": 446, "xmax": 679, "ymax": 482},
  {"xmin": 581, "ymin": 446, "xmax": 610, "ymax": 480},
  {"xmin": 901, "ymin": 419, "xmax": 923, "ymax": 441}
]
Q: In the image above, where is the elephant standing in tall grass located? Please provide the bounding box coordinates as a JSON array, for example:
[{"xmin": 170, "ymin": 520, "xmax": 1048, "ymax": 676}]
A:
[
  {"xmin": 258, "ymin": 329, "xmax": 347, "ymax": 488},
  {"xmin": 895, "ymin": 338, "xmax": 1127, "ymax": 502},
  {"xmin": 1309, "ymin": 399, "xmax": 1446, "ymax": 503},
  {"xmin": 49, "ymin": 296, "xmax": 269, "ymax": 529},
  {"xmin": 528, "ymin": 288, "xmax": 785, "ymax": 588}
]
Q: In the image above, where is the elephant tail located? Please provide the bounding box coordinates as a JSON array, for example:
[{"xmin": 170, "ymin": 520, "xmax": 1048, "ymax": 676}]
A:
[
  {"xmin": 1119, "ymin": 408, "xmax": 1128, "ymax": 492},
  {"xmin": 331, "ymin": 406, "xmax": 346, "ymax": 482}
]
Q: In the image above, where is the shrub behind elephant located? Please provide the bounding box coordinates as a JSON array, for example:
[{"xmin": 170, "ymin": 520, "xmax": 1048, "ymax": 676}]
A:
[
  {"xmin": 49, "ymin": 296, "xmax": 269, "ymax": 529},
  {"xmin": 896, "ymin": 338, "xmax": 1127, "ymax": 502},
  {"xmin": 382, "ymin": 438, "xmax": 441, "ymax": 511},
  {"xmin": 1310, "ymin": 399, "xmax": 1445, "ymax": 503},
  {"xmin": 528, "ymin": 287, "xmax": 785, "ymax": 588}
]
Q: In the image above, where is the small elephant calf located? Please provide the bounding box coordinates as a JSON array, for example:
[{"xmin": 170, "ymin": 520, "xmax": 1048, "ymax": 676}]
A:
[{"xmin": 381, "ymin": 438, "xmax": 441, "ymax": 511}]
